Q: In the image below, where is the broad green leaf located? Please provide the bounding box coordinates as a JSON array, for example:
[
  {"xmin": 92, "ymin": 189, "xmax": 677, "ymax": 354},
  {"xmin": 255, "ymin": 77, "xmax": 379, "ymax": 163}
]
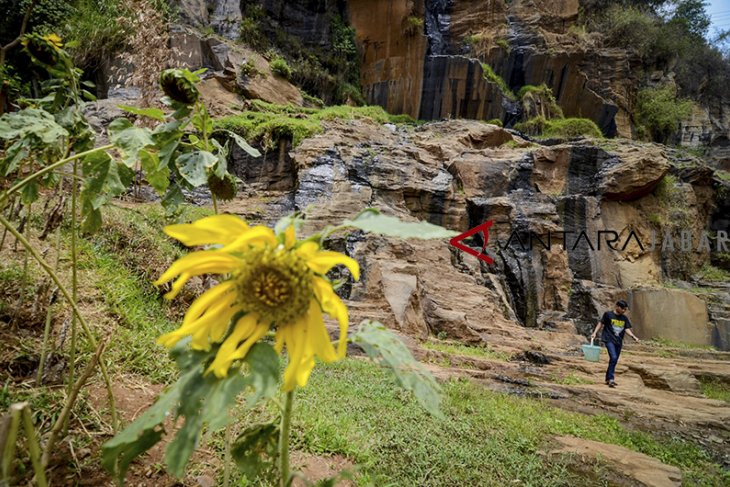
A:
[
  {"xmin": 175, "ymin": 150, "xmax": 217, "ymax": 186},
  {"xmin": 108, "ymin": 118, "xmax": 155, "ymax": 167},
  {"xmin": 352, "ymin": 320, "xmax": 443, "ymax": 418},
  {"xmin": 101, "ymin": 379, "xmax": 185, "ymax": 481},
  {"xmin": 79, "ymin": 150, "xmax": 127, "ymax": 233},
  {"xmin": 20, "ymin": 181, "xmax": 39, "ymax": 205},
  {"xmin": 239, "ymin": 343, "xmax": 279, "ymax": 408},
  {"xmin": 231, "ymin": 422, "xmax": 279, "ymax": 481},
  {"xmin": 1, "ymin": 140, "xmax": 29, "ymax": 176},
  {"xmin": 165, "ymin": 413, "xmax": 204, "ymax": 478},
  {"xmin": 139, "ymin": 150, "xmax": 170, "ymax": 195},
  {"xmin": 343, "ymin": 210, "xmax": 458, "ymax": 239},
  {"xmin": 118, "ymin": 105, "xmax": 166, "ymax": 121},
  {"xmin": 162, "ymin": 183, "xmax": 185, "ymax": 215},
  {"xmin": 0, "ymin": 107, "xmax": 68, "ymax": 144}
]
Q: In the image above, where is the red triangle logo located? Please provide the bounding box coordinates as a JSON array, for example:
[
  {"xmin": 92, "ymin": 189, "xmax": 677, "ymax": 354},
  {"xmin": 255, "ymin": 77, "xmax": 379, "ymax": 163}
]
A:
[{"xmin": 449, "ymin": 220, "xmax": 495, "ymax": 264}]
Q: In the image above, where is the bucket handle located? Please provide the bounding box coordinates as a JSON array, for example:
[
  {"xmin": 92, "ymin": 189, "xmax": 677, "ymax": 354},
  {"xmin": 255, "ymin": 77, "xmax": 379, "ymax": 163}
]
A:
[{"xmin": 590, "ymin": 338, "xmax": 594, "ymax": 347}]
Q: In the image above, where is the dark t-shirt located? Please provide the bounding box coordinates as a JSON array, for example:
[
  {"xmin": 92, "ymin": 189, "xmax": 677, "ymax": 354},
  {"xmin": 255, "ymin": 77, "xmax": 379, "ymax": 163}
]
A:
[{"xmin": 600, "ymin": 311, "xmax": 632, "ymax": 344}]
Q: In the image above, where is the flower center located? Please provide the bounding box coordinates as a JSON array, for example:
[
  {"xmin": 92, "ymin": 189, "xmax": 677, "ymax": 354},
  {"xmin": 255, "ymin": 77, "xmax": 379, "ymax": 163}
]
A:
[{"xmin": 235, "ymin": 246, "xmax": 312, "ymax": 326}]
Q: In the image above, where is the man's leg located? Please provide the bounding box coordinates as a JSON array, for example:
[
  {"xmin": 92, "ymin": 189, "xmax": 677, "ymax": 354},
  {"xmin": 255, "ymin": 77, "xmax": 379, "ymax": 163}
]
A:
[{"xmin": 605, "ymin": 341, "xmax": 619, "ymax": 383}]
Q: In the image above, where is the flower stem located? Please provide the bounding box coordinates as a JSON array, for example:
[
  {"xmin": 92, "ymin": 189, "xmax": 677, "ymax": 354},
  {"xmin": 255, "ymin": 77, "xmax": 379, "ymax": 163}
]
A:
[
  {"xmin": 279, "ymin": 390, "xmax": 294, "ymax": 487},
  {"xmin": 65, "ymin": 160, "xmax": 78, "ymax": 433},
  {"xmin": 0, "ymin": 144, "xmax": 114, "ymax": 210}
]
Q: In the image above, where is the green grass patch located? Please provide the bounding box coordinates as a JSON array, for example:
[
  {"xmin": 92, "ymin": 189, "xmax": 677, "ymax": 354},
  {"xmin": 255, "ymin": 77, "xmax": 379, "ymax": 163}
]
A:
[
  {"xmin": 422, "ymin": 341, "xmax": 511, "ymax": 361},
  {"xmin": 696, "ymin": 264, "xmax": 730, "ymax": 282},
  {"xmin": 215, "ymin": 102, "xmax": 417, "ymax": 149},
  {"xmin": 270, "ymin": 56, "xmax": 292, "ymax": 79},
  {"xmin": 699, "ymin": 378, "xmax": 730, "ymax": 403},
  {"xmin": 252, "ymin": 359, "xmax": 727, "ymax": 486},
  {"xmin": 648, "ymin": 337, "xmax": 717, "ymax": 351}
]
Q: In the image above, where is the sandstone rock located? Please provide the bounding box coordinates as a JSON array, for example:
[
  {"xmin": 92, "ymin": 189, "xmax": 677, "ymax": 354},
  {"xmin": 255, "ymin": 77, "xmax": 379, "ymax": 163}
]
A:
[
  {"xmin": 629, "ymin": 288, "xmax": 712, "ymax": 347},
  {"xmin": 548, "ymin": 435, "xmax": 683, "ymax": 487},
  {"xmin": 597, "ymin": 145, "xmax": 670, "ymax": 201},
  {"xmin": 627, "ymin": 363, "xmax": 702, "ymax": 394}
]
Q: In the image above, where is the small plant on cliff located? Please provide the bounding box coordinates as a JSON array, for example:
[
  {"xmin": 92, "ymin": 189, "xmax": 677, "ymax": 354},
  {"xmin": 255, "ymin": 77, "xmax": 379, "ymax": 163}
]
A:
[
  {"xmin": 518, "ymin": 84, "xmax": 563, "ymax": 119},
  {"xmin": 481, "ymin": 63, "xmax": 516, "ymax": 101},
  {"xmin": 635, "ymin": 85, "xmax": 693, "ymax": 143},
  {"xmin": 270, "ymin": 55, "xmax": 292, "ymax": 79},
  {"xmin": 404, "ymin": 15, "xmax": 424, "ymax": 36}
]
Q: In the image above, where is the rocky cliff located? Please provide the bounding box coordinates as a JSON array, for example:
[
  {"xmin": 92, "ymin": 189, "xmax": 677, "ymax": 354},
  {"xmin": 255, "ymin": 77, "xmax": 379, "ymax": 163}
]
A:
[{"xmin": 101, "ymin": 0, "xmax": 730, "ymax": 350}]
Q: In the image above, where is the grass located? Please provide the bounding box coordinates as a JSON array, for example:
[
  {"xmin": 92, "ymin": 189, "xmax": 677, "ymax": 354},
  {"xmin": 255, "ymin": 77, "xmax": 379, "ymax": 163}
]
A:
[
  {"xmin": 422, "ymin": 341, "xmax": 511, "ymax": 362},
  {"xmin": 699, "ymin": 378, "xmax": 730, "ymax": 403},
  {"xmin": 514, "ymin": 117, "xmax": 603, "ymax": 139},
  {"xmin": 270, "ymin": 56, "xmax": 292, "ymax": 79},
  {"xmin": 648, "ymin": 337, "xmax": 716, "ymax": 351},
  {"xmin": 215, "ymin": 102, "xmax": 417, "ymax": 149},
  {"xmin": 696, "ymin": 264, "xmax": 730, "ymax": 282},
  {"xmin": 481, "ymin": 63, "xmax": 516, "ymax": 101},
  {"xmin": 237, "ymin": 359, "xmax": 729, "ymax": 486}
]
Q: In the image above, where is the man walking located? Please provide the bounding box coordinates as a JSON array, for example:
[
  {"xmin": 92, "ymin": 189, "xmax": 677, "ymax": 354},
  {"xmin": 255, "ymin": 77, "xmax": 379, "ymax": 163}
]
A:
[{"xmin": 590, "ymin": 300, "xmax": 640, "ymax": 387}]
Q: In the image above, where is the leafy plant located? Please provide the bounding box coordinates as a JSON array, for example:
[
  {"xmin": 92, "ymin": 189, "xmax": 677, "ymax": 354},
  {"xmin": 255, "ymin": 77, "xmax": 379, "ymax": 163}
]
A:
[
  {"xmin": 270, "ymin": 56, "xmax": 292, "ymax": 79},
  {"xmin": 635, "ymin": 85, "xmax": 693, "ymax": 143},
  {"xmin": 481, "ymin": 63, "xmax": 515, "ymax": 101}
]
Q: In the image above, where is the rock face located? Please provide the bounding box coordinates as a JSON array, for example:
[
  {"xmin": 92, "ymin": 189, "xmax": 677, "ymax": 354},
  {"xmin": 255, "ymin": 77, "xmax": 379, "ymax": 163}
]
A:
[
  {"xmin": 629, "ymin": 288, "xmax": 713, "ymax": 347},
  {"xmin": 221, "ymin": 117, "xmax": 728, "ymax": 349}
]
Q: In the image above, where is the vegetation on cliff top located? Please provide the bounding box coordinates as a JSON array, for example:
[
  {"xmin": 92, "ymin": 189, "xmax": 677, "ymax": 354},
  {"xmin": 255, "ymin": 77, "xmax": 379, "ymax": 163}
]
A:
[{"xmin": 214, "ymin": 101, "xmax": 416, "ymax": 149}]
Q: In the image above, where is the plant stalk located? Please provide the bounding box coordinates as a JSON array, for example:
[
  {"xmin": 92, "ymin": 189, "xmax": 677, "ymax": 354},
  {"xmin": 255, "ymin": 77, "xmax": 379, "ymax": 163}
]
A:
[
  {"xmin": 0, "ymin": 213, "xmax": 118, "ymax": 430},
  {"xmin": 279, "ymin": 390, "xmax": 294, "ymax": 487},
  {"xmin": 0, "ymin": 144, "xmax": 113, "ymax": 210},
  {"xmin": 67, "ymin": 161, "xmax": 78, "ymax": 406},
  {"xmin": 20, "ymin": 404, "xmax": 48, "ymax": 487}
]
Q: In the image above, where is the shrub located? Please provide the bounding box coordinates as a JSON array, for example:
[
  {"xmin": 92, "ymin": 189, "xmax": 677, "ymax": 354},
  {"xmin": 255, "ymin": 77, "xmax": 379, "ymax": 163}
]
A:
[
  {"xmin": 239, "ymin": 59, "xmax": 260, "ymax": 79},
  {"xmin": 485, "ymin": 118, "xmax": 503, "ymax": 127},
  {"xmin": 635, "ymin": 85, "xmax": 694, "ymax": 143},
  {"xmin": 65, "ymin": 0, "xmax": 132, "ymax": 69},
  {"xmin": 518, "ymin": 84, "xmax": 563, "ymax": 119},
  {"xmin": 337, "ymin": 82, "xmax": 366, "ymax": 106},
  {"xmin": 270, "ymin": 56, "xmax": 292, "ymax": 79},
  {"xmin": 405, "ymin": 16, "xmax": 424, "ymax": 36}
]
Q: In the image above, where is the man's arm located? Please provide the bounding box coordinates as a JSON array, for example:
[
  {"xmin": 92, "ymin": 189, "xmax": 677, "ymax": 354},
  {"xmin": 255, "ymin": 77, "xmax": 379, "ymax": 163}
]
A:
[
  {"xmin": 590, "ymin": 321, "xmax": 602, "ymax": 341},
  {"xmin": 625, "ymin": 328, "xmax": 640, "ymax": 342}
]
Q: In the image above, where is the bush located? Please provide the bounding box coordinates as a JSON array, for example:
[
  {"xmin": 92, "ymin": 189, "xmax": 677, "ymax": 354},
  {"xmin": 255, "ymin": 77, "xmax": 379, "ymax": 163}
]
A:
[
  {"xmin": 635, "ymin": 85, "xmax": 693, "ymax": 143},
  {"xmin": 518, "ymin": 84, "xmax": 563, "ymax": 119},
  {"xmin": 337, "ymin": 82, "xmax": 366, "ymax": 106},
  {"xmin": 65, "ymin": 0, "xmax": 132, "ymax": 69},
  {"xmin": 270, "ymin": 56, "xmax": 292, "ymax": 79},
  {"xmin": 485, "ymin": 118, "xmax": 503, "ymax": 127}
]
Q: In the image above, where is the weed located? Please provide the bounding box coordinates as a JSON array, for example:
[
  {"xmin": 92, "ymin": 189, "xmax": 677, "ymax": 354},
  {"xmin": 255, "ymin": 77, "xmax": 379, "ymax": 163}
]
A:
[
  {"xmin": 699, "ymin": 378, "xmax": 730, "ymax": 402},
  {"xmin": 481, "ymin": 63, "xmax": 516, "ymax": 101},
  {"xmin": 270, "ymin": 56, "xmax": 292, "ymax": 79}
]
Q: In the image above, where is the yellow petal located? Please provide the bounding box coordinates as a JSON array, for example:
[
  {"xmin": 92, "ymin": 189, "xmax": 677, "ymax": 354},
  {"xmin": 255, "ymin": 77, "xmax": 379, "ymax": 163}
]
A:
[
  {"xmin": 154, "ymin": 251, "xmax": 241, "ymax": 287},
  {"xmin": 207, "ymin": 314, "xmax": 260, "ymax": 378},
  {"xmin": 183, "ymin": 281, "xmax": 235, "ymax": 326},
  {"xmin": 295, "ymin": 241, "xmax": 319, "ymax": 258},
  {"xmin": 164, "ymin": 214, "xmax": 249, "ymax": 247},
  {"xmin": 164, "ymin": 272, "xmax": 191, "ymax": 299},
  {"xmin": 284, "ymin": 225, "xmax": 296, "ymax": 249},
  {"xmin": 306, "ymin": 251, "xmax": 360, "ymax": 280},
  {"xmin": 306, "ymin": 299, "xmax": 337, "ymax": 362},
  {"xmin": 282, "ymin": 315, "xmax": 308, "ymax": 391},
  {"xmin": 312, "ymin": 277, "xmax": 348, "ymax": 358},
  {"xmin": 221, "ymin": 226, "xmax": 277, "ymax": 252}
]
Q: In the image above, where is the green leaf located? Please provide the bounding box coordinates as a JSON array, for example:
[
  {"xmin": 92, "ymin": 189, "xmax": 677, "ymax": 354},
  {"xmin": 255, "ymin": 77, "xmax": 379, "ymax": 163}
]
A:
[
  {"xmin": 161, "ymin": 183, "xmax": 185, "ymax": 215},
  {"xmin": 343, "ymin": 210, "xmax": 458, "ymax": 239},
  {"xmin": 231, "ymin": 422, "xmax": 279, "ymax": 481},
  {"xmin": 1, "ymin": 140, "xmax": 29, "ymax": 176},
  {"xmin": 79, "ymin": 150, "xmax": 127, "ymax": 233},
  {"xmin": 225, "ymin": 130, "xmax": 261, "ymax": 157},
  {"xmin": 101, "ymin": 380, "xmax": 184, "ymax": 481},
  {"xmin": 175, "ymin": 150, "xmax": 217, "ymax": 186},
  {"xmin": 139, "ymin": 150, "xmax": 170, "ymax": 195},
  {"xmin": 20, "ymin": 181, "xmax": 39, "ymax": 205},
  {"xmin": 0, "ymin": 107, "xmax": 68, "ymax": 144},
  {"xmin": 108, "ymin": 118, "xmax": 155, "ymax": 167},
  {"xmin": 352, "ymin": 320, "xmax": 443, "ymax": 418},
  {"xmin": 239, "ymin": 343, "xmax": 280, "ymax": 408},
  {"xmin": 118, "ymin": 105, "xmax": 166, "ymax": 121}
]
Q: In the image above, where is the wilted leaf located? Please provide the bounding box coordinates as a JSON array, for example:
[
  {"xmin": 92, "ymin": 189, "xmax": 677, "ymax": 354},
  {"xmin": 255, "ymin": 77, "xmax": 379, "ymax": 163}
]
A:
[
  {"xmin": 175, "ymin": 150, "xmax": 217, "ymax": 186},
  {"xmin": 225, "ymin": 130, "xmax": 261, "ymax": 157},
  {"xmin": 108, "ymin": 118, "xmax": 155, "ymax": 167},
  {"xmin": 352, "ymin": 320, "xmax": 443, "ymax": 418},
  {"xmin": 343, "ymin": 209, "xmax": 457, "ymax": 239}
]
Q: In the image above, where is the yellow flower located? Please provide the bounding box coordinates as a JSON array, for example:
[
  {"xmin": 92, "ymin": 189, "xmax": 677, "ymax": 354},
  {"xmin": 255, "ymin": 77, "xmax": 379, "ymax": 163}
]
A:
[
  {"xmin": 155, "ymin": 214, "xmax": 359, "ymax": 390},
  {"xmin": 43, "ymin": 33, "xmax": 63, "ymax": 50}
]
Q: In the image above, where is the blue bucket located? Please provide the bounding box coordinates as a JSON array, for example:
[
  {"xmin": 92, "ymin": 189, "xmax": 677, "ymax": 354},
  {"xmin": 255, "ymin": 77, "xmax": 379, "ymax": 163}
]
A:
[{"xmin": 581, "ymin": 339, "xmax": 601, "ymax": 362}]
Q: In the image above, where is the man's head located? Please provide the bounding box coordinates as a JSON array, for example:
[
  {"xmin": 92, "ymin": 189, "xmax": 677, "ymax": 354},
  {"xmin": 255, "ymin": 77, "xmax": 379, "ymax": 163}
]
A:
[{"xmin": 615, "ymin": 300, "xmax": 629, "ymax": 315}]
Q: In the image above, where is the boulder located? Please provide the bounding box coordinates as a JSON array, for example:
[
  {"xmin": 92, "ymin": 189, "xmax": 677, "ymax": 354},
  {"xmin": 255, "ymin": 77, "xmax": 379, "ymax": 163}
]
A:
[{"xmin": 598, "ymin": 145, "xmax": 670, "ymax": 201}]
